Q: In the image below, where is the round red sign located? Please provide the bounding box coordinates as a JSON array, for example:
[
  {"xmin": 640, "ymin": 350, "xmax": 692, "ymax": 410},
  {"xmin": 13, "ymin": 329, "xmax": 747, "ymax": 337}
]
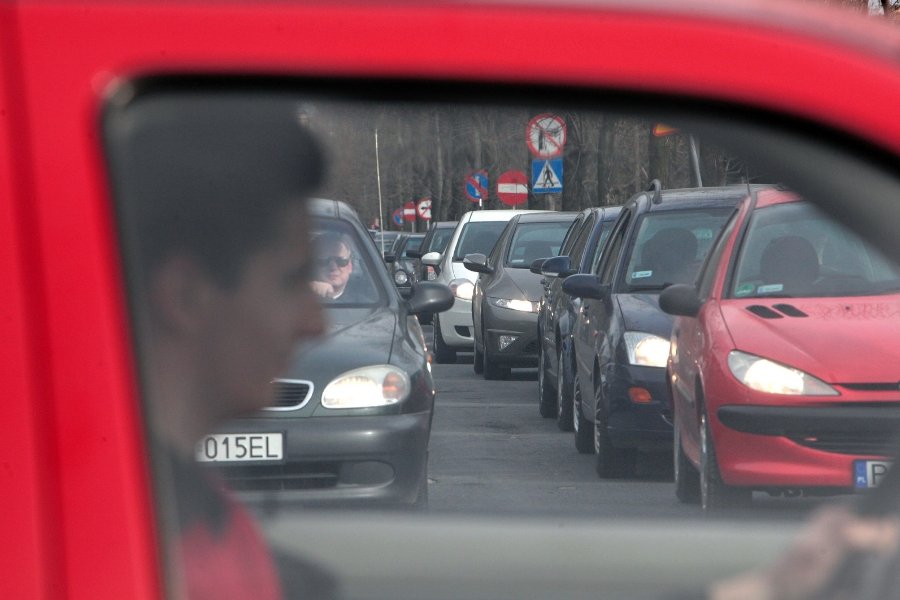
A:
[{"xmin": 497, "ymin": 170, "xmax": 529, "ymax": 206}]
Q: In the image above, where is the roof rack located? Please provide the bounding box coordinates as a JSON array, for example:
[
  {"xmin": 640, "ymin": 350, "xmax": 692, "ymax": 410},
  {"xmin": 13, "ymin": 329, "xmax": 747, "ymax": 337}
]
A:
[{"xmin": 647, "ymin": 179, "xmax": 663, "ymax": 204}]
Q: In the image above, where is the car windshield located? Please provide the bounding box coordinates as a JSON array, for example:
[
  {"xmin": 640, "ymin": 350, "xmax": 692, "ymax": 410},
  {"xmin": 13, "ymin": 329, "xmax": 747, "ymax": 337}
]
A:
[
  {"xmin": 452, "ymin": 221, "xmax": 508, "ymax": 260},
  {"xmin": 731, "ymin": 201, "xmax": 900, "ymax": 298},
  {"xmin": 505, "ymin": 221, "xmax": 571, "ymax": 268},
  {"xmin": 621, "ymin": 209, "xmax": 732, "ymax": 291},
  {"xmin": 403, "ymin": 236, "xmax": 423, "ymax": 256},
  {"xmin": 311, "ymin": 219, "xmax": 385, "ymax": 306},
  {"xmin": 426, "ymin": 227, "xmax": 454, "ymax": 254}
]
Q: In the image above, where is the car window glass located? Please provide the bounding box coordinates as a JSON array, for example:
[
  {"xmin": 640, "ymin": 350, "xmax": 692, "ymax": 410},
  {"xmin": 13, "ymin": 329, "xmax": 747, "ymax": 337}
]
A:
[
  {"xmin": 697, "ymin": 211, "xmax": 739, "ymax": 300},
  {"xmin": 505, "ymin": 221, "xmax": 571, "ymax": 267},
  {"xmin": 427, "ymin": 227, "xmax": 455, "ymax": 254},
  {"xmin": 404, "ymin": 236, "xmax": 423, "ymax": 256},
  {"xmin": 588, "ymin": 221, "xmax": 615, "ymax": 274},
  {"xmin": 311, "ymin": 219, "xmax": 385, "ymax": 306},
  {"xmin": 597, "ymin": 212, "xmax": 631, "ymax": 283},
  {"xmin": 560, "ymin": 216, "xmax": 586, "ymax": 257},
  {"xmin": 567, "ymin": 215, "xmax": 595, "ymax": 267},
  {"xmin": 731, "ymin": 201, "xmax": 900, "ymax": 299},
  {"xmin": 621, "ymin": 209, "xmax": 732, "ymax": 291},
  {"xmin": 452, "ymin": 221, "xmax": 508, "ymax": 260}
]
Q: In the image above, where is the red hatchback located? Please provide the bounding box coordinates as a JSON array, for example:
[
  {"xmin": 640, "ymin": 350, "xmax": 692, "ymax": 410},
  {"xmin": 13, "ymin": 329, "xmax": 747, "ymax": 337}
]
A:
[{"xmin": 662, "ymin": 189, "xmax": 900, "ymax": 511}]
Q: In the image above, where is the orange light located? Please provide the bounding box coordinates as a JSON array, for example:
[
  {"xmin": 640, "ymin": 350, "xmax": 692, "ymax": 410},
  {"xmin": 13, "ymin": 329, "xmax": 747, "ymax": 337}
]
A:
[
  {"xmin": 652, "ymin": 124, "xmax": 679, "ymax": 137},
  {"xmin": 383, "ymin": 372, "xmax": 407, "ymax": 401},
  {"xmin": 628, "ymin": 387, "xmax": 653, "ymax": 404}
]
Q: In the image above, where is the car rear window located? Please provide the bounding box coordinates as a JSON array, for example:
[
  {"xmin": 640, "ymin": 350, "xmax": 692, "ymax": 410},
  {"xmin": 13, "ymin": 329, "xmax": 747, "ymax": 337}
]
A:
[
  {"xmin": 452, "ymin": 221, "xmax": 508, "ymax": 260},
  {"xmin": 505, "ymin": 221, "xmax": 572, "ymax": 268}
]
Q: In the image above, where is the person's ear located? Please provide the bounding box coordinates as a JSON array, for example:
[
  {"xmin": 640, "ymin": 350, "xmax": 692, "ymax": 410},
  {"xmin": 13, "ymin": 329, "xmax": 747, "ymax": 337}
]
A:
[{"xmin": 148, "ymin": 255, "xmax": 216, "ymax": 336}]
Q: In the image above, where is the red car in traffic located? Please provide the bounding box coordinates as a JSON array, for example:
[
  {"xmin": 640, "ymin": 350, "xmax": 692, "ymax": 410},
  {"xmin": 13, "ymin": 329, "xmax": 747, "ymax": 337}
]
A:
[{"xmin": 662, "ymin": 189, "xmax": 900, "ymax": 510}]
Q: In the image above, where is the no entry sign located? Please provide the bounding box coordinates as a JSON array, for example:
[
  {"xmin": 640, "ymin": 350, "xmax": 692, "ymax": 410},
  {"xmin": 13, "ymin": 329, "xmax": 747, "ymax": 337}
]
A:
[
  {"xmin": 526, "ymin": 114, "xmax": 567, "ymax": 158},
  {"xmin": 403, "ymin": 201, "xmax": 417, "ymax": 222},
  {"xmin": 497, "ymin": 170, "xmax": 528, "ymax": 206}
]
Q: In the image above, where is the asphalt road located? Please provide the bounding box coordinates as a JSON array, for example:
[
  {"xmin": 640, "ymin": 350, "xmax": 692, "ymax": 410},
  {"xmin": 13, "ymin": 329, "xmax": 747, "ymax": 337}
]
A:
[{"xmin": 425, "ymin": 337, "xmax": 840, "ymax": 524}]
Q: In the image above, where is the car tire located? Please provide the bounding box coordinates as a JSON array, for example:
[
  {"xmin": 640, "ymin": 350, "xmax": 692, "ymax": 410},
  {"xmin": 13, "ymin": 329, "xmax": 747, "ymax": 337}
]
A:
[
  {"xmin": 483, "ymin": 345, "xmax": 509, "ymax": 380},
  {"xmin": 432, "ymin": 315, "xmax": 456, "ymax": 364},
  {"xmin": 411, "ymin": 459, "xmax": 429, "ymax": 511},
  {"xmin": 473, "ymin": 342, "xmax": 484, "ymax": 375},
  {"xmin": 555, "ymin": 349, "xmax": 574, "ymax": 432},
  {"xmin": 538, "ymin": 342, "xmax": 556, "ymax": 418},
  {"xmin": 700, "ymin": 411, "xmax": 751, "ymax": 511},
  {"xmin": 593, "ymin": 387, "xmax": 637, "ymax": 479},
  {"xmin": 572, "ymin": 372, "xmax": 594, "ymax": 454},
  {"xmin": 674, "ymin": 417, "xmax": 700, "ymax": 504}
]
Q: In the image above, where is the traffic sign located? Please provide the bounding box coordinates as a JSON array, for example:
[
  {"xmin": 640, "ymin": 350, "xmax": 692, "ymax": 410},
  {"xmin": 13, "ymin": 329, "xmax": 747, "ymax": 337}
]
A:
[
  {"xmin": 465, "ymin": 170, "xmax": 489, "ymax": 204},
  {"xmin": 403, "ymin": 201, "xmax": 417, "ymax": 222},
  {"xmin": 392, "ymin": 208, "xmax": 403, "ymax": 226},
  {"xmin": 417, "ymin": 198, "xmax": 432, "ymax": 220},
  {"xmin": 532, "ymin": 159, "xmax": 563, "ymax": 194},
  {"xmin": 526, "ymin": 114, "xmax": 566, "ymax": 158},
  {"xmin": 497, "ymin": 170, "xmax": 528, "ymax": 206}
]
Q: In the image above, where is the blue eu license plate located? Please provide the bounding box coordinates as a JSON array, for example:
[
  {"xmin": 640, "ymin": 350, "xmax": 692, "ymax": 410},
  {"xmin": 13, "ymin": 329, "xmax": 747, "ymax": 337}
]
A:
[{"xmin": 854, "ymin": 460, "xmax": 892, "ymax": 489}]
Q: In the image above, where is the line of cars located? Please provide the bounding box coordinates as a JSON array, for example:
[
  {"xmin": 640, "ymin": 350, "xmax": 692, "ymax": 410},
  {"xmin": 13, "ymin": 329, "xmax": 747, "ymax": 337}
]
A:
[{"xmin": 532, "ymin": 182, "xmax": 900, "ymax": 509}]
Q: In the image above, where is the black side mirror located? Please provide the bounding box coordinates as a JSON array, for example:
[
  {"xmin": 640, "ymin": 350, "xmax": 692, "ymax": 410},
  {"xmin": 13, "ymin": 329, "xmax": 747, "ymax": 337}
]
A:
[
  {"xmin": 407, "ymin": 282, "xmax": 455, "ymax": 315},
  {"xmin": 383, "ymin": 252, "xmax": 397, "ymax": 264},
  {"xmin": 659, "ymin": 284, "xmax": 702, "ymax": 317},
  {"xmin": 541, "ymin": 255, "xmax": 575, "ymax": 278},
  {"xmin": 529, "ymin": 258, "xmax": 547, "ymax": 275},
  {"xmin": 463, "ymin": 253, "xmax": 493, "ymax": 274},
  {"xmin": 562, "ymin": 274, "xmax": 609, "ymax": 301}
]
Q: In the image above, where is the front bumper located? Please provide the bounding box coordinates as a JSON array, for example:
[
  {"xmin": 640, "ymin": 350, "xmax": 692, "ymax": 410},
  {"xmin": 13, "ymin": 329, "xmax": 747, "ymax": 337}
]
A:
[
  {"xmin": 483, "ymin": 304, "xmax": 539, "ymax": 367},
  {"xmin": 713, "ymin": 404, "xmax": 898, "ymax": 489},
  {"xmin": 438, "ymin": 296, "xmax": 474, "ymax": 348},
  {"xmin": 605, "ymin": 363, "xmax": 672, "ymax": 451},
  {"xmin": 203, "ymin": 411, "xmax": 431, "ymax": 506}
]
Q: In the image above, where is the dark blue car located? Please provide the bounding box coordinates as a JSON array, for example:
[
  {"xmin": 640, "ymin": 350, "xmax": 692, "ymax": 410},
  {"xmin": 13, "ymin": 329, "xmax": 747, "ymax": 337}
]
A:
[
  {"xmin": 564, "ymin": 183, "xmax": 755, "ymax": 476},
  {"xmin": 536, "ymin": 206, "xmax": 621, "ymax": 428}
]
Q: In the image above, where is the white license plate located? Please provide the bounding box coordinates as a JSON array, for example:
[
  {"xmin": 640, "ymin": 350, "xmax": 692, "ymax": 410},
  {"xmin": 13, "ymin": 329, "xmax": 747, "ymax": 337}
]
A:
[
  {"xmin": 854, "ymin": 460, "xmax": 892, "ymax": 489},
  {"xmin": 195, "ymin": 433, "xmax": 284, "ymax": 463}
]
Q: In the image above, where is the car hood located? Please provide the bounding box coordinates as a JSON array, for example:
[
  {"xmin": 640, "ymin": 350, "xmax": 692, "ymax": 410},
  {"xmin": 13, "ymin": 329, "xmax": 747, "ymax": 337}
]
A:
[
  {"xmin": 721, "ymin": 296, "xmax": 900, "ymax": 383},
  {"xmin": 488, "ymin": 267, "xmax": 545, "ymax": 302},
  {"xmin": 273, "ymin": 306, "xmax": 398, "ymax": 414},
  {"xmin": 617, "ymin": 293, "xmax": 674, "ymax": 338}
]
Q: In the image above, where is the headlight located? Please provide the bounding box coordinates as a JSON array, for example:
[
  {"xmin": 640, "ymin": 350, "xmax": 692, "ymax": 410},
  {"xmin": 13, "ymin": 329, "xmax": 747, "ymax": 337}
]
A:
[
  {"xmin": 623, "ymin": 332, "xmax": 670, "ymax": 368},
  {"xmin": 449, "ymin": 278, "xmax": 474, "ymax": 300},
  {"xmin": 393, "ymin": 270, "xmax": 409, "ymax": 285},
  {"xmin": 727, "ymin": 350, "xmax": 838, "ymax": 396},
  {"xmin": 321, "ymin": 365, "xmax": 411, "ymax": 409},
  {"xmin": 489, "ymin": 297, "xmax": 538, "ymax": 313}
]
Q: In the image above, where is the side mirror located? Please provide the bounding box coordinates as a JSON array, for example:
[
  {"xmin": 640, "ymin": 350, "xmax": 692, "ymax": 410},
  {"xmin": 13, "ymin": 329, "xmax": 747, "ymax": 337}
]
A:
[
  {"xmin": 463, "ymin": 253, "xmax": 493, "ymax": 274},
  {"xmin": 421, "ymin": 251, "xmax": 442, "ymax": 266},
  {"xmin": 541, "ymin": 255, "xmax": 575, "ymax": 279},
  {"xmin": 562, "ymin": 274, "xmax": 609, "ymax": 301},
  {"xmin": 383, "ymin": 252, "xmax": 397, "ymax": 264},
  {"xmin": 659, "ymin": 284, "xmax": 702, "ymax": 318},
  {"xmin": 407, "ymin": 282, "xmax": 455, "ymax": 315},
  {"xmin": 529, "ymin": 258, "xmax": 547, "ymax": 275}
]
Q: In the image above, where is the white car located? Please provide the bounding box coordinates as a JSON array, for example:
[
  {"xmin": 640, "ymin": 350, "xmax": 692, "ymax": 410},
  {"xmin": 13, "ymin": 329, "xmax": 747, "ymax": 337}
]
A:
[{"xmin": 422, "ymin": 209, "xmax": 543, "ymax": 363}]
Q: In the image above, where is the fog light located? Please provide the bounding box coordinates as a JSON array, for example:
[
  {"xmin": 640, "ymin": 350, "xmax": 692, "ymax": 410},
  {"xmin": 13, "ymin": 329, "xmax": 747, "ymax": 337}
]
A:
[
  {"xmin": 498, "ymin": 335, "xmax": 518, "ymax": 351},
  {"xmin": 628, "ymin": 387, "xmax": 652, "ymax": 403}
]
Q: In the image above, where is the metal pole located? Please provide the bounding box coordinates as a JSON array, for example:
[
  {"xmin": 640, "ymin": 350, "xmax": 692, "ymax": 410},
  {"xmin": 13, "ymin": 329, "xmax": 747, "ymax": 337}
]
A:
[
  {"xmin": 375, "ymin": 128, "xmax": 385, "ymax": 258},
  {"xmin": 689, "ymin": 135, "xmax": 703, "ymax": 187}
]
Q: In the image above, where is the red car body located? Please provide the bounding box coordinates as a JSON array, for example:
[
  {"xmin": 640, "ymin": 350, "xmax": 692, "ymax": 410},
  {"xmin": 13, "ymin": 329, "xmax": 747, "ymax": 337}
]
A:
[
  {"xmin": 667, "ymin": 189, "xmax": 900, "ymax": 506},
  {"xmin": 2, "ymin": 0, "xmax": 900, "ymax": 597}
]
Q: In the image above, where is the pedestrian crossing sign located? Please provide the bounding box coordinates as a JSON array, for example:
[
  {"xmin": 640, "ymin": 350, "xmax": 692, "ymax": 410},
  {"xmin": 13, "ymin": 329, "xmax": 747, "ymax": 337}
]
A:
[{"xmin": 532, "ymin": 159, "xmax": 563, "ymax": 194}]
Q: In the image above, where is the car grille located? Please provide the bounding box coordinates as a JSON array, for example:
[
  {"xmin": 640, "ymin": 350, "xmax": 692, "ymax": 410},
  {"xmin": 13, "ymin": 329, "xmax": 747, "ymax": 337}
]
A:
[
  {"xmin": 220, "ymin": 462, "xmax": 340, "ymax": 491},
  {"xmin": 265, "ymin": 379, "xmax": 313, "ymax": 411},
  {"xmin": 789, "ymin": 432, "xmax": 899, "ymax": 457}
]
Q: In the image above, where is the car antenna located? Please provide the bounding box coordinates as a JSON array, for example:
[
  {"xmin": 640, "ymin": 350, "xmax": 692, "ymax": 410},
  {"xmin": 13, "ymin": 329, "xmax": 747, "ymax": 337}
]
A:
[{"xmin": 647, "ymin": 179, "xmax": 663, "ymax": 204}]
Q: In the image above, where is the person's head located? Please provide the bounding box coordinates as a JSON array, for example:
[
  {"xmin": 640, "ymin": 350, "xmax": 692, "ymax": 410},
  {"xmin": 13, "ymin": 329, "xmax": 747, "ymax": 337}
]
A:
[
  {"xmin": 314, "ymin": 231, "xmax": 354, "ymax": 296},
  {"xmin": 113, "ymin": 94, "xmax": 327, "ymax": 451}
]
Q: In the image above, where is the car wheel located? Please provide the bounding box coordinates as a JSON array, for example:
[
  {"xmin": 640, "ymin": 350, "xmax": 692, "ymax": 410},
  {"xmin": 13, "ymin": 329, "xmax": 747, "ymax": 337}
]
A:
[
  {"xmin": 700, "ymin": 411, "xmax": 750, "ymax": 511},
  {"xmin": 538, "ymin": 342, "xmax": 555, "ymax": 418},
  {"xmin": 432, "ymin": 315, "xmax": 456, "ymax": 364},
  {"xmin": 483, "ymin": 344, "xmax": 509, "ymax": 380},
  {"xmin": 593, "ymin": 387, "xmax": 636, "ymax": 479},
  {"xmin": 410, "ymin": 459, "xmax": 429, "ymax": 511},
  {"xmin": 473, "ymin": 342, "xmax": 484, "ymax": 375},
  {"xmin": 674, "ymin": 417, "xmax": 700, "ymax": 504},
  {"xmin": 572, "ymin": 373, "xmax": 594, "ymax": 454},
  {"xmin": 555, "ymin": 349, "xmax": 574, "ymax": 432}
]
